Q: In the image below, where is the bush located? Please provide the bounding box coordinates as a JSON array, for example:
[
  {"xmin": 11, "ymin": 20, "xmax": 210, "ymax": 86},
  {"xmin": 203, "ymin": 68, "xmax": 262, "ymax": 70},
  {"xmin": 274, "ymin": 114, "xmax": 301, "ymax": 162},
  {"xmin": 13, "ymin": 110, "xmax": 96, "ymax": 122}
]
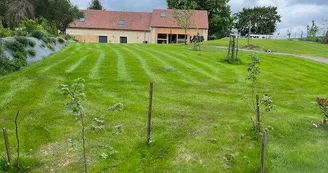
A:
[
  {"xmin": 47, "ymin": 44, "xmax": 56, "ymax": 51},
  {"xmin": 40, "ymin": 43, "xmax": 46, "ymax": 48},
  {"xmin": 30, "ymin": 30, "xmax": 45, "ymax": 39},
  {"xmin": 41, "ymin": 36, "xmax": 49, "ymax": 43},
  {"xmin": 15, "ymin": 36, "xmax": 29, "ymax": 47},
  {"xmin": 15, "ymin": 29, "xmax": 28, "ymax": 36},
  {"xmin": 28, "ymin": 39, "xmax": 36, "ymax": 47},
  {"xmin": 48, "ymin": 37, "xmax": 56, "ymax": 44},
  {"xmin": 21, "ymin": 19, "xmax": 43, "ymax": 33},
  {"xmin": 0, "ymin": 27, "xmax": 14, "ymax": 38},
  {"xmin": 5, "ymin": 41, "xmax": 26, "ymax": 54},
  {"xmin": 27, "ymin": 49, "xmax": 36, "ymax": 56},
  {"xmin": 58, "ymin": 37, "xmax": 65, "ymax": 43},
  {"xmin": 12, "ymin": 51, "xmax": 27, "ymax": 68},
  {"xmin": 64, "ymin": 34, "xmax": 78, "ymax": 41}
]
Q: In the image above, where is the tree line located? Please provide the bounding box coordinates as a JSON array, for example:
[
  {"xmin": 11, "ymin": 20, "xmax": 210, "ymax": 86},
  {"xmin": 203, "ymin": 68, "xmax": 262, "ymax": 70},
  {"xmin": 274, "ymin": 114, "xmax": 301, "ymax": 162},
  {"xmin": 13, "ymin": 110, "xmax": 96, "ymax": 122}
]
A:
[
  {"xmin": 167, "ymin": 0, "xmax": 281, "ymax": 39},
  {"xmin": 0, "ymin": 0, "xmax": 83, "ymax": 34}
]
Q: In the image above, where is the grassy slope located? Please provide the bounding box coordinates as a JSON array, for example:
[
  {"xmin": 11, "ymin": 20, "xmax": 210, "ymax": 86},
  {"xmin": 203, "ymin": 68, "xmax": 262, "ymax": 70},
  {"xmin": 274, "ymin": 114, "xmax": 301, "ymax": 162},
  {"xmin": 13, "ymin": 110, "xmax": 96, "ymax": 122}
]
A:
[
  {"xmin": 0, "ymin": 43, "xmax": 328, "ymax": 172},
  {"xmin": 205, "ymin": 38, "xmax": 328, "ymax": 58}
]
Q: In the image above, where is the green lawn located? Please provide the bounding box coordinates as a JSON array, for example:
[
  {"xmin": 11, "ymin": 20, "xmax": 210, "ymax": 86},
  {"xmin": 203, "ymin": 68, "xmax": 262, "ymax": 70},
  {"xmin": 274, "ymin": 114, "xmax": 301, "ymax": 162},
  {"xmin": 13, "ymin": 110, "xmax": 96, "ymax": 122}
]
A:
[
  {"xmin": 205, "ymin": 38, "xmax": 328, "ymax": 58},
  {"xmin": 0, "ymin": 43, "xmax": 328, "ymax": 172}
]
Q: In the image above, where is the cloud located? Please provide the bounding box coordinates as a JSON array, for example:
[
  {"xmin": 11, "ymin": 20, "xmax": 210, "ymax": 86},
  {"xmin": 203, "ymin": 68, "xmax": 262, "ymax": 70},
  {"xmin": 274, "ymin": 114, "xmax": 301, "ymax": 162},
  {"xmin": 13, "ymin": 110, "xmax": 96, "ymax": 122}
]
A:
[{"xmin": 229, "ymin": 0, "xmax": 327, "ymax": 37}]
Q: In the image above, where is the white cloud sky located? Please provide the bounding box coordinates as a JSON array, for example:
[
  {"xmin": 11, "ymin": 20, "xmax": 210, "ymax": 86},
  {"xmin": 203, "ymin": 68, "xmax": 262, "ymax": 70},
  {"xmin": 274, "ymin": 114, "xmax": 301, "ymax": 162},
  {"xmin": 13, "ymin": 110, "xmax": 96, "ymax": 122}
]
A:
[{"xmin": 71, "ymin": 0, "xmax": 328, "ymax": 37}]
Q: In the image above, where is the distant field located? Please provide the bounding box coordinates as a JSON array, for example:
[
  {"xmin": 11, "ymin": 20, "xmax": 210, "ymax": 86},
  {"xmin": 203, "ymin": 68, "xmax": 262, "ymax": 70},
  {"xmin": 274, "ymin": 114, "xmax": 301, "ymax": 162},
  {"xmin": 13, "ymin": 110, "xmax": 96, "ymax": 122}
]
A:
[
  {"xmin": 0, "ymin": 43, "xmax": 328, "ymax": 172},
  {"xmin": 205, "ymin": 38, "xmax": 328, "ymax": 58}
]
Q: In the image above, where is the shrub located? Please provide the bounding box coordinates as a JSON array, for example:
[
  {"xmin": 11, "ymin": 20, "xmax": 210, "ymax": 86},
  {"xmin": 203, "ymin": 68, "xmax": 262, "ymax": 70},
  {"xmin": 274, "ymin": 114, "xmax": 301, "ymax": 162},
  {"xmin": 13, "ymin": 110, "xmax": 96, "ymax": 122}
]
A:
[
  {"xmin": 58, "ymin": 37, "xmax": 65, "ymax": 43},
  {"xmin": 5, "ymin": 41, "xmax": 26, "ymax": 54},
  {"xmin": 15, "ymin": 29, "xmax": 28, "ymax": 37},
  {"xmin": 48, "ymin": 37, "xmax": 56, "ymax": 44},
  {"xmin": 12, "ymin": 51, "xmax": 27, "ymax": 68},
  {"xmin": 21, "ymin": 19, "xmax": 43, "ymax": 33},
  {"xmin": 15, "ymin": 36, "xmax": 29, "ymax": 47},
  {"xmin": 28, "ymin": 39, "xmax": 36, "ymax": 47},
  {"xmin": 40, "ymin": 43, "xmax": 46, "ymax": 48},
  {"xmin": 41, "ymin": 36, "xmax": 49, "ymax": 43},
  {"xmin": 27, "ymin": 49, "xmax": 36, "ymax": 56},
  {"xmin": 0, "ymin": 27, "xmax": 14, "ymax": 38},
  {"xmin": 47, "ymin": 44, "xmax": 55, "ymax": 51},
  {"xmin": 30, "ymin": 30, "xmax": 45, "ymax": 39}
]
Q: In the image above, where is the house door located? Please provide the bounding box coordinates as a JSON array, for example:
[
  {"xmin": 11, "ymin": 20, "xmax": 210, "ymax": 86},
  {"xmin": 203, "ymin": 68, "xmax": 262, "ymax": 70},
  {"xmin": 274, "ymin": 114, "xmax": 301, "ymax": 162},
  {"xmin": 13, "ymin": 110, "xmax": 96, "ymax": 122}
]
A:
[
  {"xmin": 120, "ymin": 37, "xmax": 127, "ymax": 43},
  {"xmin": 99, "ymin": 36, "xmax": 108, "ymax": 43}
]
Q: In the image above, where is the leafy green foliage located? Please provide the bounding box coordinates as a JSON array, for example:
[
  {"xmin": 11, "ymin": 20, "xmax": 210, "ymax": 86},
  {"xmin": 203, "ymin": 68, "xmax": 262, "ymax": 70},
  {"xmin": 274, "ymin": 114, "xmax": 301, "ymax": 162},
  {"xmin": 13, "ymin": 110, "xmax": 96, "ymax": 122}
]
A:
[
  {"xmin": 234, "ymin": 6, "xmax": 281, "ymax": 36},
  {"xmin": 108, "ymin": 102, "xmax": 124, "ymax": 111},
  {"xmin": 47, "ymin": 43, "xmax": 55, "ymax": 51},
  {"xmin": 16, "ymin": 36, "xmax": 29, "ymax": 46},
  {"xmin": 246, "ymin": 54, "xmax": 260, "ymax": 86},
  {"xmin": 5, "ymin": 41, "xmax": 26, "ymax": 54},
  {"xmin": 27, "ymin": 49, "xmax": 36, "ymax": 56},
  {"xmin": 28, "ymin": 39, "xmax": 36, "ymax": 47},
  {"xmin": 57, "ymin": 37, "xmax": 65, "ymax": 43},
  {"xmin": 21, "ymin": 19, "xmax": 43, "ymax": 33},
  {"xmin": 30, "ymin": 30, "xmax": 45, "ymax": 39},
  {"xmin": 0, "ymin": 25, "xmax": 14, "ymax": 38},
  {"xmin": 261, "ymin": 94, "xmax": 274, "ymax": 113},
  {"xmin": 316, "ymin": 97, "xmax": 328, "ymax": 122},
  {"xmin": 167, "ymin": 0, "xmax": 232, "ymax": 38},
  {"xmin": 60, "ymin": 77, "xmax": 88, "ymax": 172},
  {"xmin": 15, "ymin": 29, "xmax": 28, "ymax": 36},
  {"xmin": 88, "ymin": 0, "xmax": 103, "ymax": 10}
]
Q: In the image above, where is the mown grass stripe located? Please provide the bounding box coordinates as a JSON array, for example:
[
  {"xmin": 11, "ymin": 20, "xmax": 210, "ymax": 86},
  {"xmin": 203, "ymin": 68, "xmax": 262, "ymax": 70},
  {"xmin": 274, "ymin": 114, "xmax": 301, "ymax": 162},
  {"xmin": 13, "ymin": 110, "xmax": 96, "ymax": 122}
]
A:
[
  {"xmin": 130, "ymin": 45, "xmax": 200, "ymax": 84},
  {"xmin": 0, "ymin": 78, "xmax": 32, "ymax": 106},
  {"xmin": 65, "ymin": 55, "xmax": 88, "ymax": 73},
  {"xmin": 139, "ymin": 46, "xmax": 220, "ymax": 81},
  {"xmin": 89, "ymin": 50, "xmax": 105, "ymax": 79},
  {"xmin": 112, "ymin": 47, "xmax": 132, "ymax": 81},
  {"xmin": 122, "ymin": 46, "xmax": 163, "ymax": 83}
]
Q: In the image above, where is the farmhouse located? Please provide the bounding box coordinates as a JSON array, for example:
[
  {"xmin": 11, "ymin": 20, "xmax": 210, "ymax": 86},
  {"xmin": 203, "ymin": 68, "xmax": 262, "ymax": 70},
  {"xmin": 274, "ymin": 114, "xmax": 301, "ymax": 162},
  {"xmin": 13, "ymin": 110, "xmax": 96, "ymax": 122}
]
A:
[{"xmin": 66, "ymin": 9, "xmax": 209, "ymax": 44}]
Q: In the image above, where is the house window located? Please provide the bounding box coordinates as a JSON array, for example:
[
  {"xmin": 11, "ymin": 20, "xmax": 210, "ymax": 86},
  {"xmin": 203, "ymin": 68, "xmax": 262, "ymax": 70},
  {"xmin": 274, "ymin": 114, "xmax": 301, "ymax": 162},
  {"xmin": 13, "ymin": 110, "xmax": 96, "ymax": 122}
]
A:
[
  {"xmin": 119, "ymin": 20, "xmax": 125, "ymax": 25},
  {"xmin": 160, "ymin": 12, "xmax": 167, "ymax": 17},
  {"xmin": 80, "ymin": 18, "xmax": 85, "ymax": 22}
]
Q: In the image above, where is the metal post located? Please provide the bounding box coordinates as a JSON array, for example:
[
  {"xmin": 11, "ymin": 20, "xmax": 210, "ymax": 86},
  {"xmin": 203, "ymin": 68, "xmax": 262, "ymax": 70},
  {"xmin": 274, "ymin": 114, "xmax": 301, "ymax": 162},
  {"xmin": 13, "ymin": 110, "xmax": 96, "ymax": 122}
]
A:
[
  {"xmin": 261, "ymin": 132, "xmax": 267, "ymax": 173},
  {"xmin": 146, "ymin": 82, "xmax": 154, "ymax": 146}
]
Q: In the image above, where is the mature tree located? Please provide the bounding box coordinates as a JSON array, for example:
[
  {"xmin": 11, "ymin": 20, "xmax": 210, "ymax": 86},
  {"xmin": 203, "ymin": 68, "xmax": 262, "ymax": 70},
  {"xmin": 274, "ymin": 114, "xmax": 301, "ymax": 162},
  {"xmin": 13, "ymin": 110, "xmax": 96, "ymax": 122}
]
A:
[
  {"xmin": 234, "ymin": 6, "xmax": 281, "ymax": 36},
  {"xmin": 5, "ymin": 0, "xmax": 34, "ymax": 28},
  {"xmin": 172, "ymin": 0, "xmax": 196, "ymax": 45},
  {"xmin": 33, "ymin": 0, "xmax": 83, "ymax": 33},
  {"xmin": 168, "ymin": 0, "xmax": 232, "ymax": 39},
  {"xmin": 88, "ymin": 0, "xmax": 103, "ymax": 10}
]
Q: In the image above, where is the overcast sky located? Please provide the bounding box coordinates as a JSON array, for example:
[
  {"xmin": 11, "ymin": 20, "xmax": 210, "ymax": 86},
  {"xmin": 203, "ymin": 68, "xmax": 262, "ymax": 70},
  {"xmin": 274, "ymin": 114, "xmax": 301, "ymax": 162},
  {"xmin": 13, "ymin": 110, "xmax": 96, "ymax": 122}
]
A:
[{"xmin": 71, "ymin": 0, "xmax": 328, "ymax": 37}]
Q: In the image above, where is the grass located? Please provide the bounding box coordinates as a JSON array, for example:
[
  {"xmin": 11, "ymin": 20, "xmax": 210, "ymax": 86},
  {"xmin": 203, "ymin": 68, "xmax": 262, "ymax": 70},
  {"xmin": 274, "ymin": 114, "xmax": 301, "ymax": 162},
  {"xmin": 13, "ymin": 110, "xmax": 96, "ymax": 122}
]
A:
[
  {"xmin": 205, "ymin": 38, "xmax": 328, "ymax": 58},
  {"xmin": 0, "ymin": 42, "xmax": 328, "ymax": 172}
]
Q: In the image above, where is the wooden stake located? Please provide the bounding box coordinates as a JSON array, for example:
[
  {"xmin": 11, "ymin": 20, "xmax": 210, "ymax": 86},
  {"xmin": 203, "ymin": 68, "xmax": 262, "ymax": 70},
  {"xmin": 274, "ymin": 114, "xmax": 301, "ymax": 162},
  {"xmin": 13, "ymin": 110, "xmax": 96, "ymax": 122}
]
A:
[
  {"xmin": 146, "ymin": 82, "xmax": 154, "ymax": 146},
  {"xmin": 227, "ymin": 36, "xmax": 232, "ymax": 58},
  {"xmin": 2, "ymin": 128, "xmax": 12, "ymax": 166},
  {"xmin": 261, "ymin": 132, "xmax": 267, "ymax": 173},
  {"xmin": 256, "ymin": 94, "xmax": 260, "ymax": 133},
  {"xmin": 236, "ymin": 35, "xmax": 239, "ymax": 58},
  {"xmin": 248, "ymin": 20, "xmax": 252, "ymax": 47}
]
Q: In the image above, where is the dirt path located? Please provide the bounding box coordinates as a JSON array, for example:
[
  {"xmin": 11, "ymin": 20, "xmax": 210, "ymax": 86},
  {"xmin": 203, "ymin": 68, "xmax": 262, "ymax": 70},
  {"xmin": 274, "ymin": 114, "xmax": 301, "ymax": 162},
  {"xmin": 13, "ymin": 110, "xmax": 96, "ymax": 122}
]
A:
[{"xmin": 214, "ymin": 46, "xmax": 328, "ymax": 64}]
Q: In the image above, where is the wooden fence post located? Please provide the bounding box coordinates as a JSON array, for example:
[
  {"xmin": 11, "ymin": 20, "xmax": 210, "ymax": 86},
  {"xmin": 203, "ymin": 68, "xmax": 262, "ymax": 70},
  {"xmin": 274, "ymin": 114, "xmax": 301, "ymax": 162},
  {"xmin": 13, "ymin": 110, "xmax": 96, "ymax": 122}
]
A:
[
  {"xmin": 261, "ymin": 131, "xmax": 267, "ymax": 173},
  {"xmin": 256, "ymin": 94, "xmax": 261, "ymax": 133},
  {"xmin": 146, "ymin": 82, "xmax": 154, "ymax": 146},
  {"xmin": 2, "ymin": 128, "xmax": 12, "ymax": 166}
]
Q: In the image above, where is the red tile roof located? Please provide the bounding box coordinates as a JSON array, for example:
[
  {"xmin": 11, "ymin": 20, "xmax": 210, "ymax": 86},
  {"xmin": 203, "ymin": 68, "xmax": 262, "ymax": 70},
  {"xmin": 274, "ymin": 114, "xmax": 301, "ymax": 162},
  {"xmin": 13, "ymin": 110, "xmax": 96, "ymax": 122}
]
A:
[
  {"xmin": 69, "ymin": 10, "xmax": 152, "ymax": 31},
  {"xmin": 68, "ymin": 9, "xmax": 209, "ymax": 31},
  {"xmin": 151, "ymin": 9, "xmax": 208, "ymax": 29}
]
